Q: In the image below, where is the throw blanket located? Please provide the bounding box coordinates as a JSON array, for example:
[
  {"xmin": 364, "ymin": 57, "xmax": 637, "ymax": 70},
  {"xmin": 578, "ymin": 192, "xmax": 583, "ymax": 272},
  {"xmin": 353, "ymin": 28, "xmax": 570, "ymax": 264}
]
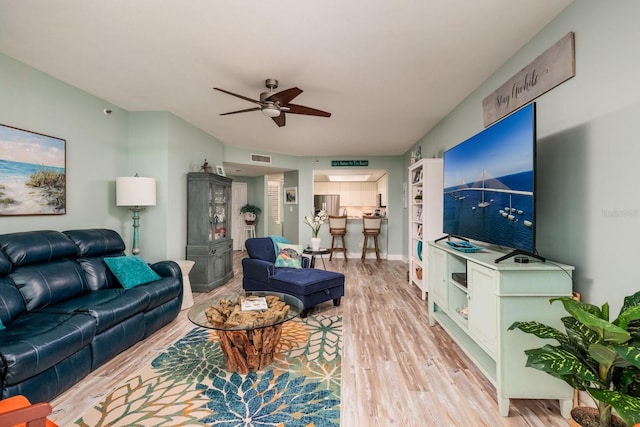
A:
[{"xmin": 269, "ymin": 235, "xmax": 289, "ymax": 254}]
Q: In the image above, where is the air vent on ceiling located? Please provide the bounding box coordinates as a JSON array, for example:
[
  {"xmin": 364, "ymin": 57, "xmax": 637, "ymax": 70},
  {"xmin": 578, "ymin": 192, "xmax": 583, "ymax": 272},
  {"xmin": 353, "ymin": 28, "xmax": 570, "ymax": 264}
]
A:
[{"xmin": 251, "ymin": 153, "xmax": 272, "ymax": 164}]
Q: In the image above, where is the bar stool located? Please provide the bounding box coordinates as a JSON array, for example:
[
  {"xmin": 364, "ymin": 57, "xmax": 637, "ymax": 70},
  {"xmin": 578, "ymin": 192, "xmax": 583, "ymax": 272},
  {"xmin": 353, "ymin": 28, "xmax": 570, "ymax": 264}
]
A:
[
  {"xmin": 328, "ymin": 215, "xmax": 348, "ymax": 260},
  {"xmin": 242, "ymin": 224, "xmax": 256, "ymax": 251},
  {"xmin": 361, "ymin": 216, "xmax": 382, "ymax": 261}
]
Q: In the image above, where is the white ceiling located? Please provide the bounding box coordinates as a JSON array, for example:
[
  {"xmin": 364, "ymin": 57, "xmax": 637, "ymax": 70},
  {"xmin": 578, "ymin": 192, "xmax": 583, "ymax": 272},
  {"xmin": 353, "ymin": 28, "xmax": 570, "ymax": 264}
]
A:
[{"xmin": 0, "ymin": 1, "xmax": 572, "ymax": 161}]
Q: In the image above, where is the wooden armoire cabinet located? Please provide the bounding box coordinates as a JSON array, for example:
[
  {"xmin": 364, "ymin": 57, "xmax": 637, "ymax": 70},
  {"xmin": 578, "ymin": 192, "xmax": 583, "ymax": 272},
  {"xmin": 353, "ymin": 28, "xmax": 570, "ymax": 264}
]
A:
[{"xmin": 186, "ymin": 172, "xmax": 234, "ymax": 291}]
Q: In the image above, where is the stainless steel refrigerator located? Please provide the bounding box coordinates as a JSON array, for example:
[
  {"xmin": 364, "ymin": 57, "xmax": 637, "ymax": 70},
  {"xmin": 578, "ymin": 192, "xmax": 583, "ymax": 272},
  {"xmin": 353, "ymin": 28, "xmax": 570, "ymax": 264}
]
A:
[{"xmin": 314, "ymin": 194, "xmax": 340, "ymax": 216}]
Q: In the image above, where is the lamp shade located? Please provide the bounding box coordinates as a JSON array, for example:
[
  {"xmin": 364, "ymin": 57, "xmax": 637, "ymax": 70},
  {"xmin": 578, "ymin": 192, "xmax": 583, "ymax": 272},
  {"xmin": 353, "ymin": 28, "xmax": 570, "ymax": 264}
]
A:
[{"xmin": 116, "ymin": 176, "xmax": 156, "ymax": 207}]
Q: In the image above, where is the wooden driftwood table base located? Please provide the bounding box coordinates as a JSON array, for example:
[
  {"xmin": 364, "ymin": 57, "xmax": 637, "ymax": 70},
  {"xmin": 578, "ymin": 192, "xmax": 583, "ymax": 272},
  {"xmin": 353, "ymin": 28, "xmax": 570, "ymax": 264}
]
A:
[
  {"xmin": 217, "ymin": 324, "xmax": 284, "ymax": 374},
  {"xmin": 188, "ymin": 292, "xmax": 303, "ymax": 374}
]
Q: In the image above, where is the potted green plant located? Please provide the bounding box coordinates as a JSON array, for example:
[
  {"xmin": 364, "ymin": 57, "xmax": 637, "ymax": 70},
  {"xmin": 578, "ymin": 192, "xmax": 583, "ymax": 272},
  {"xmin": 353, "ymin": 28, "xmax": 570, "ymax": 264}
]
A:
[
  {"xmin": 239, "ymin": 204, "xmax": 261, "ymax": 224},
  {"xmin": 508, "ymin": 292, "xmax": 640, "ymax": 427}
]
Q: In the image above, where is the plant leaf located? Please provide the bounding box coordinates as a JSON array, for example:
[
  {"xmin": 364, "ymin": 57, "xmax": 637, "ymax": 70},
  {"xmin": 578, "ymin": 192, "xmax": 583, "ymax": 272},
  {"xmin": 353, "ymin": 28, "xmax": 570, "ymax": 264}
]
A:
[
  {"xmin": 563, "ymin": 316, "xmax": 599, "ymax": 353},
  {"xmin": 614, "ymin": 344, "xmax": 640, "ymax": 369},
  {"xmin": 571, "ymin": 309, "xmax": 631, "ymax": 344},
  {"xmin": 552, "ymin": 297, "xmax": 602, "ymax": 318},
  {"xmin": 524, "ymin": 345, "xmax": 599, "ymax": 388},
  {"xmin": 588, "ymin": 388, "xmax": 640, "ymax": 426},
  {"xmin": 509, "ymin": 321, "xmax": 570, "ymax": 346},
  {"xmin": 589, "ymin": 343, "xmax": 618, "ymax": 372},
  {"xmin": 616, "ymin": 305, "xmax": 640, "ymax": 330},
  {"xmin": 620, "ymin": 290, "xmax": 640, "ymax": 314}
]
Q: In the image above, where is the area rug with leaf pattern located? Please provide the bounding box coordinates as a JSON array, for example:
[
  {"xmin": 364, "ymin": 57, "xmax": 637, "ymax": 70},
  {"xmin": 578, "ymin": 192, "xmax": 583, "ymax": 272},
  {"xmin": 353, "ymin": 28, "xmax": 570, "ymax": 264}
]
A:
[{"xmin": 74, "ymin": 314, "xmax": 342, "ymax": 427}]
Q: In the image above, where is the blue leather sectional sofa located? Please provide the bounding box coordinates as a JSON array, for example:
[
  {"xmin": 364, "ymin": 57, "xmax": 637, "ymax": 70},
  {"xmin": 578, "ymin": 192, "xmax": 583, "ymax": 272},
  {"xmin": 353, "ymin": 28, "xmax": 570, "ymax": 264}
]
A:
[
  {"xmin": 242, "ymin": 237, "xmax": 344, "ymax": 316},
  {"xmin": 0, "ymin": 229, "xmax": 182, "ymax": 403}
]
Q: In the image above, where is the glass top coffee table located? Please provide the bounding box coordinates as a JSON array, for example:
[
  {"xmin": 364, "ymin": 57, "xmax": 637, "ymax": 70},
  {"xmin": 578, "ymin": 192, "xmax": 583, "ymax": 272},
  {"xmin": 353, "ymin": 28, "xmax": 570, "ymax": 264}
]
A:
[{"xmin": 188, "ymin": 291, "xmax": 303, "ymax": 373}]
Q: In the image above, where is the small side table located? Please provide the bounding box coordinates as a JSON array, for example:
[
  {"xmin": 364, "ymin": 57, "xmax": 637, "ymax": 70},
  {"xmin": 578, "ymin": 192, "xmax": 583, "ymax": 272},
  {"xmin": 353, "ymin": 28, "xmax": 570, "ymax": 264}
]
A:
[
  {"xmin": 175, "ymin": 260, "xmax": 195, "ymax": 310},
  {"xmin": 303, "ymin": 248, "xmax": 331, "ymax": 269}
]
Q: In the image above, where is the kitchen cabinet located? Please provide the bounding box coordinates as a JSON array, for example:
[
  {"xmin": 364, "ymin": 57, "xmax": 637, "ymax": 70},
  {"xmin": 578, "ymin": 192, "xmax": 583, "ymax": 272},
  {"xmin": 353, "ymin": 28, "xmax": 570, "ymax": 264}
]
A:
[
  {"xmin": 361, "ymin": 182, "xmax": 376, "ymax": 206},
  {"xmin": 316, "ymin": 180, "xmax": 377, "ymax": 207},
  {"xmin": 376, "ymin": 174, "xmax": 388, "ymax": 206},
  {"xmin": 315, "ymin": 182, "xmax": 329, "ymax": 195},
  {"xmin": 339, "ymin": 182, "xmax": 354, "ymax": 206}
]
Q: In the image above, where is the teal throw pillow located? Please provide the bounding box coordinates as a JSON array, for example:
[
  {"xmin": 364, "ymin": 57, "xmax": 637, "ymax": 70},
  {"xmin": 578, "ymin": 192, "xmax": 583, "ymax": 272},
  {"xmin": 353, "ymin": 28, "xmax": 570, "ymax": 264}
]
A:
[
  {"xmin": 0, "ymin": 318, "xmax": 4, "ymax": 330},
  {"xmin": 274, "ymin": 243, "xmax": 304, "ymax": 269},
  {"xmin": 104, "ymin": 255, "xmax": 161, "ymax": 289}
]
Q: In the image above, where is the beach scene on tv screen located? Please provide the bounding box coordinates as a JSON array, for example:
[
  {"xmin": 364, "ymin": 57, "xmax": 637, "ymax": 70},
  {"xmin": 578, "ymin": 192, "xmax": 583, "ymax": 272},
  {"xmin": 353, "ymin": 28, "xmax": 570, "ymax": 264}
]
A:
[{"xmin": 443, "ymin": 105, "xmax": 534, "ymax": 251}]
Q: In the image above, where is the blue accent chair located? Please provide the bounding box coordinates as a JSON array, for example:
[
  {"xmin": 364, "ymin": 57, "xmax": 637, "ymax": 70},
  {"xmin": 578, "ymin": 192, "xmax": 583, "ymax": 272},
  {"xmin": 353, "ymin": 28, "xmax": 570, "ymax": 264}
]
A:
[{"xmin": 242, "ymin": 237, "xmax": 344, "ymax": 316}]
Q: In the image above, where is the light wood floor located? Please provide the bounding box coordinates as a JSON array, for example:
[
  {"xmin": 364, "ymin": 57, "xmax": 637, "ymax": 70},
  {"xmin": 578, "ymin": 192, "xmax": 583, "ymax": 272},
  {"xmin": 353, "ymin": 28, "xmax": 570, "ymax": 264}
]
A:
[{"xmin": 50, "ymin": 252, "xmax": 569, "ymax": 426}]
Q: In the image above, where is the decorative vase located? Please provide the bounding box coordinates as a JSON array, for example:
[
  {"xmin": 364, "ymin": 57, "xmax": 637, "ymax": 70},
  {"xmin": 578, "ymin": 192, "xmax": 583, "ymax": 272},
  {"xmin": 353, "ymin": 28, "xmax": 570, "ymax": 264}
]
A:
[
  {"xmin": 311, "ymin": 237, "xmax": 321, "ymax": 251},
  {"xmin": 244, "ymin": 212, "xmax": 256, "ymax": 225}
]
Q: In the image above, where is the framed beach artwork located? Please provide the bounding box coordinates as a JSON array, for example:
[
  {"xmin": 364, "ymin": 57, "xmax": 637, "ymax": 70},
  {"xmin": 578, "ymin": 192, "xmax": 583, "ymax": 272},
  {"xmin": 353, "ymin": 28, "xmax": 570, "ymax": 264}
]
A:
[
  {"xmin": 0, "ymin": 124, "xmax": 66, "ymax": 215},
  {"xmin": 284, "ymin": 186, "xmax": 297, "ymax": 205}
]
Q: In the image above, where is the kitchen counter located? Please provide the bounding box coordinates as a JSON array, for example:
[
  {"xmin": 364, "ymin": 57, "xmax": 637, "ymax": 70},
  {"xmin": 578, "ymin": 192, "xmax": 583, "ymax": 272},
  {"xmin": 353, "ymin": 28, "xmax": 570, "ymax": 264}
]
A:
[{"xmin": 317, "ymin": 217, "xmax": 388, "ymax": 259}]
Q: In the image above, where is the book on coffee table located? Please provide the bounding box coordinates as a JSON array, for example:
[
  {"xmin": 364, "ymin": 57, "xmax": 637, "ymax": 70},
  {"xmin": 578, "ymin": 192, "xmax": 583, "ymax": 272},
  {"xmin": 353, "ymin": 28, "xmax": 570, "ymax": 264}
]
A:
[{"xmin": 241, "ymin": 296, "xmax": 268, "ymax": 311}]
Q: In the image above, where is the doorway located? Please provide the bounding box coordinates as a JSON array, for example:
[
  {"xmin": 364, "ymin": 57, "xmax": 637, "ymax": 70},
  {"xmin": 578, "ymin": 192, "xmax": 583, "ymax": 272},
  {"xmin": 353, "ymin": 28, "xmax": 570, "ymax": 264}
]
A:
[{"xmin": 231, "ymin": 182, "xmax": 247, "ymax": 250}]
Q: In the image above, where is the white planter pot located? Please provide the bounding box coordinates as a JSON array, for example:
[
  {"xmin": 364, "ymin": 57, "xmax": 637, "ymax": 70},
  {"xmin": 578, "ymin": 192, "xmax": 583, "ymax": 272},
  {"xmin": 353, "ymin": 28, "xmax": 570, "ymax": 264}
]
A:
[{"xmin": 311, "ymin": 237, "xmax": 321, "ymax": 251}]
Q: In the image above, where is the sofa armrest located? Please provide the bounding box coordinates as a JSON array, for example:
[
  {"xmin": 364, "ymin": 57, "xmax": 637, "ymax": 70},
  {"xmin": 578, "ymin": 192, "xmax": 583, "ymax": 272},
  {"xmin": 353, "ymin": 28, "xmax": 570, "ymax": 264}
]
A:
[
  {"xmin": 242, "ymin": 258, "xmax": 274, "ymax": 283},
  {"xmin": 150, "ymin": 260, "xmax": 181, "ymax": 279}
]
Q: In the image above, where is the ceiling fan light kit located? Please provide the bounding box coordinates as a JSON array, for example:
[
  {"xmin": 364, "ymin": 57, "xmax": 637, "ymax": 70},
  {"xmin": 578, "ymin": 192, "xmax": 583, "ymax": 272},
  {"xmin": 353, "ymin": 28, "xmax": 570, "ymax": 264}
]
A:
[
  {"xmin": 214, "ymin": 78, "xmax": 331, "ymax": 127},
  {"xmin": 261, "ymin": 104, "xmax": 281, "ymax": 117}
]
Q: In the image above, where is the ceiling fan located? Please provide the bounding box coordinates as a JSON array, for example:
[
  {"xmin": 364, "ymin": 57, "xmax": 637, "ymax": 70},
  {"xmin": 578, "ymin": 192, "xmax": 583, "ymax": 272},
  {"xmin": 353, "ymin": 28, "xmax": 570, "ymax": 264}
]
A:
[{"xmin": 214, "ymin": 79, "xmax": 331, "ymax": 127}]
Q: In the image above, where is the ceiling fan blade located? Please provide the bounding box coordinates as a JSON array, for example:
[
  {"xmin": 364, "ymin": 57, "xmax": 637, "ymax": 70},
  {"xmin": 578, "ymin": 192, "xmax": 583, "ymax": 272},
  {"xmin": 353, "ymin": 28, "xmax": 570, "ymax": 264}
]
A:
[
  {"xmin": 213, "ymin": 87, "xmax": 262, "ymax": 105},
  {"xmin": 271, "ymin": 113, "xmax": 286, "ymax": 127},
  {"xmin": 286, "ymin": 103, "xmax": 331, "ymax": 117},
  {"xmin": 220, "ymin": 107, "xmax": 261, "ymax": 116},
  {"xmin": 266, "ymin": 87, "xmax": 303, "ymax": 105}
]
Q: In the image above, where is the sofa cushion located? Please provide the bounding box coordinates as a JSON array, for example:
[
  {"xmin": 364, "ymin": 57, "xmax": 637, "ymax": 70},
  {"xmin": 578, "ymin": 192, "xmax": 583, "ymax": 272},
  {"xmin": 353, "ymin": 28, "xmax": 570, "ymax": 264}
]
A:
[
  {"xmin": 39, "ymin": 288, "xmax": 151, "ymax": 334},
  {"xmin": 269, "ymin": 269, "xmax": 345, "ymax": 295},
  {"xmin": 10, "ymin": 259, "xmax": 89, "ymax": 311},
  {"xmin": 275, "ymin": 243, "xmax": 304, "ymax": 269},
  {"xmin": 75, "ymin": 256, "xmax": 119, "ymax": 291},
  {"xmin": 63, "ymin": 229, "xmax": 126, "ymax": 257},
  {"xmin": 0, "ymin": 277, "xmax": 26, "ymax": 325},
  {"xmin": 0, "ymin": 230, "xmax": 77, "ymax": 267},
  {"xmin": 246, "ymin": 237, "xmax": 278, "ymax": 263},
  {"xmin": 104, "ymin": 256, "xmax": 161, "ymax": 289},
  {"xmin": 0, "ymin": 249, "xmax": 11, "ymax": 275},
  {"xmin": 0, "ymin": 312, "xmax": 96, "ymax": 385},
  {"xmin": 125, "ymin": 276, "xmax": 182, "ymax": 311}
]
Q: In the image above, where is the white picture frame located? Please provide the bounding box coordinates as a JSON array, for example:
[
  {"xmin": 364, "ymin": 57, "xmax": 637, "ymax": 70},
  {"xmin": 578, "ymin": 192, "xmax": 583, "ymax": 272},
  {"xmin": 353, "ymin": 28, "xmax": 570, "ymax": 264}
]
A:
[
  {"xmin": 284, "ymin": 186, "xmax": 298, "ymax": 205},
  {"xmin": 215, "ymin": 164, "xmax": 226, "ymax": 176}
]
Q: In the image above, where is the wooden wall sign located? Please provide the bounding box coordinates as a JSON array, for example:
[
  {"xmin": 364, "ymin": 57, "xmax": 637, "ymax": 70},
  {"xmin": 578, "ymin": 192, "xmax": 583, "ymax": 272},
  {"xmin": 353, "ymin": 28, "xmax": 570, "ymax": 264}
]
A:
[{"xmin": 482, "ymin": 32, "xmax": 575, "ymax": 127}]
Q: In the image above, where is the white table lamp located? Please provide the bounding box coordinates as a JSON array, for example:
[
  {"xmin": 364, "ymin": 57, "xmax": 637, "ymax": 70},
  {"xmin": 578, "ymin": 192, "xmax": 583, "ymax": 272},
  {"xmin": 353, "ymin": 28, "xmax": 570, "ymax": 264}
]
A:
[{"xmin": 116, "ymin": 175, "xmax": 156, "ymax": 255}]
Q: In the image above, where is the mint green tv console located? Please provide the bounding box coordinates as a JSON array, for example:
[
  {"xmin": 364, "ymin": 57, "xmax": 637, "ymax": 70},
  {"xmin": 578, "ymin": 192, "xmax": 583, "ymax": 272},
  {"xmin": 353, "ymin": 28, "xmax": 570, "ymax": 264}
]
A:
[{"xmin": 427, "ymin": 241, "xmax": 574, "ymax": 417}]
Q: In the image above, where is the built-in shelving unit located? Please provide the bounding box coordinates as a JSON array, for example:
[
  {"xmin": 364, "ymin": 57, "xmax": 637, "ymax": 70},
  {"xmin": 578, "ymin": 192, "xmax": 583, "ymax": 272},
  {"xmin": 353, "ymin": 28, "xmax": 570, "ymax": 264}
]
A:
[
  {"xmin": 408, "ymin": 159, "xmax": 443, "ymax": 299},
  {"xmin": 427, "ymin": 241, "xmax": 575, "ymax": 417}
]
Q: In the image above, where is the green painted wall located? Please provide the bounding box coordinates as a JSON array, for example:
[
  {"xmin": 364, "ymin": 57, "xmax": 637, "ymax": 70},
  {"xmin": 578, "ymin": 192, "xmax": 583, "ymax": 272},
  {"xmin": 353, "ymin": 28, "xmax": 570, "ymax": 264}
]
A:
[
  {"xmin": 0, "ymin": 52, "xmax": 226, "ymax": 262},
  {"xmin": 113, "ymin": 111, "xmax": 226, "ymax": 262},
  {"xmin": 0, "ymin": 52, "xmax": 128, "ymax": 235},
  {"xmin": 405, "ymin": 0, "xmax": 640, "ymax": 312}
]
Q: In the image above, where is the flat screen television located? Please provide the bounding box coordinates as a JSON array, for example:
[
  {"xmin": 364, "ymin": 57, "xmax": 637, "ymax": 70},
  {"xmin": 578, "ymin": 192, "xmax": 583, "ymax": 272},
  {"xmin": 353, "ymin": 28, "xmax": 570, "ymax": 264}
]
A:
[{"xmin": 442, "ymin": 103, "xmax": 537, "ymax": 261}]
